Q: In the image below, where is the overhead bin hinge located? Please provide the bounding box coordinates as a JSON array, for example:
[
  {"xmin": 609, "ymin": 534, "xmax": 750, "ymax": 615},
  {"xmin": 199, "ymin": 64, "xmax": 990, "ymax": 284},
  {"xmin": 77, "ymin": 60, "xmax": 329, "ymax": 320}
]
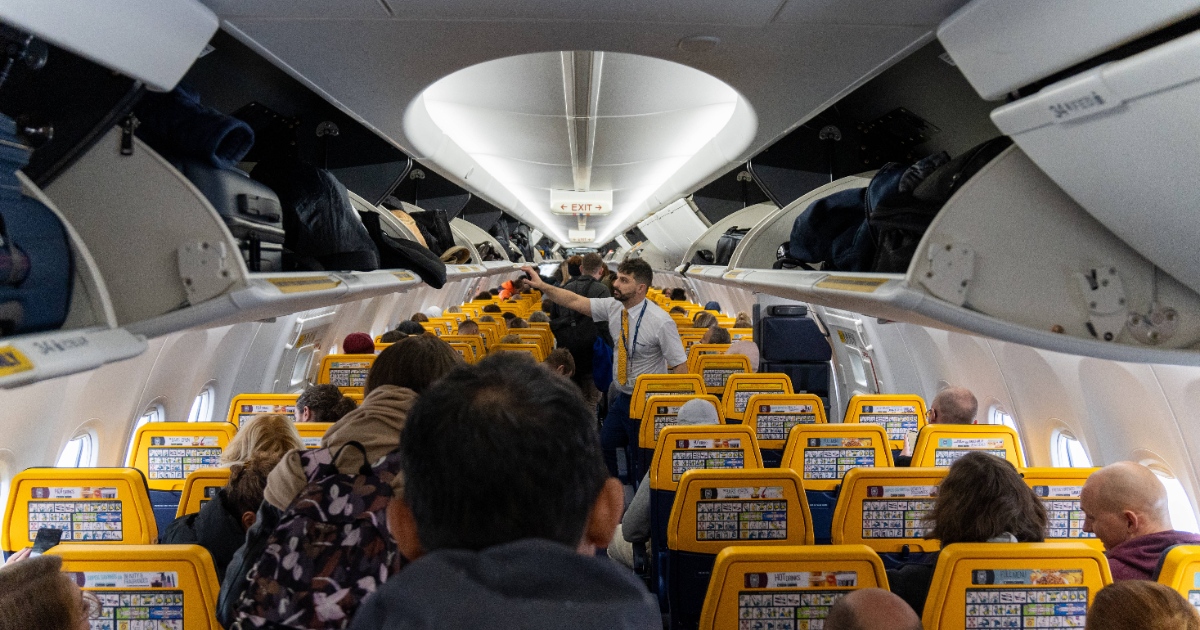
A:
[
  {"xmin": 920, "ymin": 243, "xmax": 976, "ymax": 307},
  {"xmin": 178, "ymin": 241, "xmax": 235, "ymax": 305},
  {"xmin": 1077, "ymin": 267, "xmax": 1127, "ymax": 342},
  {"xmin": 120, "ymin": 115, "xmax": 139, "ymax": 156}
]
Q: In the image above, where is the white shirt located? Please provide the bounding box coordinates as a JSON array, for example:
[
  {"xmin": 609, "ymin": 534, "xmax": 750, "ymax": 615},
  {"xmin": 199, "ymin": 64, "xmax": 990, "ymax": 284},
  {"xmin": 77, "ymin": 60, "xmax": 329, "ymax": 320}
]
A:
[{"xmin": 590, "ymin": 297, "xmax": 688, "ymax": 395}]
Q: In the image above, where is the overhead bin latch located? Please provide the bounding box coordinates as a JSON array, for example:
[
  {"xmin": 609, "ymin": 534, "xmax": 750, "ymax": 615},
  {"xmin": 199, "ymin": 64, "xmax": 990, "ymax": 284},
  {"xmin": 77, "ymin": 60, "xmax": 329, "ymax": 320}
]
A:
[
  {"xmin": 920, "ymin": 243, "xmax": 976, "ymax": 307},
  {"xmin": 178, "ymin": 241, "xmax": 235, "ymax": 305},
  {"xmin": 1077, "ymin": 267, "xmax": 1126, "ymax": 342}
]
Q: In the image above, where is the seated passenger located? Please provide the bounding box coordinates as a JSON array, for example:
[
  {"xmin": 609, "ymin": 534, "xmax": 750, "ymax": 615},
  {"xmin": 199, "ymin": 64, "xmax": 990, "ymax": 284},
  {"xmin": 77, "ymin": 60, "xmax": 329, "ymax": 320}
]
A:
[
  {"xmin": 669, "ymin": 287, "xmax": 687, "ymax": 301},
  {"xmin": 499, "ymin": 334, "xmax": 524, "ymax": 345},
  {"xmin": 478, "ymin": 315, "xmax": 497, "ymax": 324},
  {"xmin": 499, "ymin": 280, "xmax": 518, "ymax": 300},
  {"xmin": 159, "ymin": 453, "xmax": 277, "ymax": 584},
  {"xmin": 608, "ymin": 398, "xmax": 721, "ymax": 569},
  {"xmin": 482, "ymin": 303, "xmax": 502, "ymax": 314},
  {"xmin": 220, "ymin": 413, "xmax": 304, "ymax": 466},
  {"xmin": 703, "ymin": 300, "xmax": 721, "ymax": 312},
  {"xmin": 700, "ymin": 325, "xmax": 731, "ymax": 345},
  {"xmin": 509, "ymin": 317, "xmax": 530, "ymax": 329},
  {"xmin": 528, "ymin": 311, "xmax": 550, "ymax": 323},
  {"xmin": 447, "ymin": 305, "xmax": 463, "ymax": 314},
  {"xmin": 501, "ymin": 311, "xmax": 516, "ymax": 323},
  {"xmin": 0, "ymin": 553, "xmax": 97, "ymax": 630},
  {"xmin": 1080, "ymin": 462, "xmax": 1200, "ymax": 581},
  {"xmin": 263, "ymin": 336, "xmax": 462, "ymax": 511},
  {"xmin": 349, "ymin": 354, "xmax": 658, "ymax": 630},
  {"xmin": 895, "ymin": 385, "xmax": 978, "ymax": 466},
  {"xmin": 669, "ymin": 306, "xmax": 687, "ymax": 316},
  {"xmin": 379, "ymin": 330, "xmax": 407, "ymax": 344},
  {"xmin": 395, "ymin": 320, "xmax": 426, "ymax": 336},
  {"xmin": 692, "ymin": 311, "xmax": 717, "ymax": 329},
  {"xmin": 474, "ymin": 292, "xmax": 492, "ymax": 301},
  {"xmin": 544, "ymin": 348, "xmax": 575, "ymax": 378},
  {"xmin": 410, "ymin": 313, "xmax": 429, "ymax": 323},
  {"xmin": 295, "ymin": 383, "xmax": 357, "ymax": 423},
  {"xmin": 458, "ymin": 320, "xmax": 481, "ymax": 336},
  {"xmin": 343, "ymin": 332, "xmax": 377, "ymax": 355},
  {"xmin": 734, "ymin": 312, "xmax": 752, "ymax": 328},
  {"xmin": 726, "ymin": 340, "xmax": 759, "ymax": 372},
  {"xmin": 888, "ymin": 451, "xmax": 1047, "ymax": 614},
  {"xmin": 1086, "ymin": 580, "xmax": 1200, "ymax": 629},
  {"xmin": 824, "ymin": 588, "xmax": 922, "ymax": 630}
]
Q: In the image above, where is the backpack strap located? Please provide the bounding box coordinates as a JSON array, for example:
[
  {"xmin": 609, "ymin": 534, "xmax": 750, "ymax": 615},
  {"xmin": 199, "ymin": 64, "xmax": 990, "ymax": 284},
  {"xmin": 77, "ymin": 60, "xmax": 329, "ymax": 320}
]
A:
[{"xmin": 330, "ymin": 440, "xmax": 373, "ymax": 476}]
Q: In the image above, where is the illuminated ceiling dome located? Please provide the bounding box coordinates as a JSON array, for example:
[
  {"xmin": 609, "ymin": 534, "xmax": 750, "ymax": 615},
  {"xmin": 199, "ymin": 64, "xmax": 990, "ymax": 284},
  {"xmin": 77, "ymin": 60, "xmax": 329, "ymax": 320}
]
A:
[{"xmin": 404, "ymin": 51, "xmax": 756, "ymax": 246}]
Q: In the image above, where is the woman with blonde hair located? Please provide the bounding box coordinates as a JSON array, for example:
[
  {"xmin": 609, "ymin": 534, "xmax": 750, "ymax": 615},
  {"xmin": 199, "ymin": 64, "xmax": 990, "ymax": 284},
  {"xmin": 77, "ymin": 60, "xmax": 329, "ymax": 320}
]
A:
[
  {"xmin": 220, "ymin": 413, "xmax": 304, "ymax": 466},
  {"xmin": 0, "ymin": 554, "xmax": 97, "ymax": 630},
  {"xmin": 1086, "ymin": 581, "xmax": 1200, "ymax": 630}
]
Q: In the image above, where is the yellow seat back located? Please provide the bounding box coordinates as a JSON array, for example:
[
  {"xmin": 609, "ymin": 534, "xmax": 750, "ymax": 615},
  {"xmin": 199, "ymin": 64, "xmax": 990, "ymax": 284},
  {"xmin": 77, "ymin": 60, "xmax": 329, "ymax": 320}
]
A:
[
  {"xmin": 698, "ymin": 545, "xmax": 888, "ymax": 630},
  {"xmin": 694, "ymin": 354, "xmax": 752, "ymax": 396},
  {"xmin": 1021, "ymin": 467, "xmax": 1102, "ymax": 548},
  {"xmin": 530, "ymin": 321, "xmax": 551, "ymax": 332},
  {"xmin": 296, "ymin": 422, "xmax": 334, "ymax": 449},
  {"xmin": 447, "ymin": 342, "xmax": 477, "ymax": 363},
  {"xmin": 911, "ymin": 424, "xmax": 1026, "ymax": 467},
  {"xmin": 492, "ymin": 343, "xmax": 546, "ymax": 361},
  {"xmin": 780, "ymin": 424, "xmax": 893, "ymax": 492},
  {"xmin": 728, "ymin": 328, "xmax": 754, "ymax": 341},
  {"xmin": 513, "ymin": 328, "xmax": 553, "ymax": 356},
  {"xmin": 126, "ymin": 422, "xmax": 236, "ymax": 492},
  {"xmin": 742, "ymin": 393, "xmax": 828, "ymax": 450},
  {"xmin": 638, "ymin": 394, "xmax": 725, "ymax": 450},
  {"xmin": 650, "ymin": 425, "xmax": 762, "ymax": 493},
  {"xmin": 686, "ymin": 344, "xmax": 732, "ymax": 374},
  {"xmin": 921, "ymin": 542, "xmax": 1111, "ymax": 629},
  {"xmin": 680, "ymin": 331, "xmax": 706, "ymax": 349},
  {"xmin": 317, "ymin": 353, "xmax": 377, "ymax": 394},
  {"xmin": 668, "ymin": 468, "xmax": 814, "ymax": 553},
  {"xmin": 1157, "ymin": 545, "xmax": 1200, "ymax": 610},
  {"xmin": 843, "ymin": 394, "xmax": 928, "ymax": 451},
  {"xmin": 225, "ymin": 392, "xmax": 361, "ymax": 428},
  {"xmin": 721, "ymin": 374, "xmax": 795, "ymax": 423},
  {"xmin": 476, "ymin": 322, "xmax": 502, "ymax": 348},
  {"xmin": 49, "ymin": 543, "xmax": 221, "ymax": 630},
  {"xmin": 630, "ymin": 374, "xmax": 707, "ymax": 421},
  {"xmin": 175, "ymin": 468, "xmax": 231, "ymax": 518},
  {"xmin": 830, "ymin": 467, "xmax": 947, "ymax": 553},
  {"xmin": 440, "ymin": 335, "xmax": 486, "ymax": 360},
  {"xmin": 2, "ymin": 468, "xmax": 157, "ymax": 552}
]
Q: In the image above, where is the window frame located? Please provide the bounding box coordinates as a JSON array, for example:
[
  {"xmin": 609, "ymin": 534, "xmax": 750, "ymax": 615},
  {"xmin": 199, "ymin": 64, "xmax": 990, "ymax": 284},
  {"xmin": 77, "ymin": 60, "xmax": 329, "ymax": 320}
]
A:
[
  {"xmin": 56, "ymin": 431, "xmax": 96, "ymax": 468},
  {"xmin": 1144, "ymin": 462, "xmax": 1200, "ymax": 535},
  {"xmin": 1051, "ymin": 429, "xmax": 1092, "ymax": 468},
  {"xmin": 186, "ymin": 385, "xmax": 216, "ymax": 423}
]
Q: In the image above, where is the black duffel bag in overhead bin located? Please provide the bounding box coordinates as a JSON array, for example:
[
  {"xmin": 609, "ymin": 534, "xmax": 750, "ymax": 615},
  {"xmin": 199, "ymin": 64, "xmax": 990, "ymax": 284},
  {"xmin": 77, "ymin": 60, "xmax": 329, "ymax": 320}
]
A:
[
  {"xmin": 251, "ymin": 156, "xmax": 380, "ymax": 272},
  {"xmin": 359, "ymin": 211, "xmax": 446, "ymax": 288},
  {"xmin": 714, "ymin": 226, "xmax": 750, "ymax": 266}
]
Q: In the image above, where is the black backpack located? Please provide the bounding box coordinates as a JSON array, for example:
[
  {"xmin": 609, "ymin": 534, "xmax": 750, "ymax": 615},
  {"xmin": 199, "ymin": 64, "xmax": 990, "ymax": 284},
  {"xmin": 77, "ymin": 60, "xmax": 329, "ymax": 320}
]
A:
[
  {"xmin": 714, "ymin": 226, "xmax": 749, "ymax": 265},
  {"xmin": 359, "ymin": 212, "xmax": 447, "ymax": 288}
]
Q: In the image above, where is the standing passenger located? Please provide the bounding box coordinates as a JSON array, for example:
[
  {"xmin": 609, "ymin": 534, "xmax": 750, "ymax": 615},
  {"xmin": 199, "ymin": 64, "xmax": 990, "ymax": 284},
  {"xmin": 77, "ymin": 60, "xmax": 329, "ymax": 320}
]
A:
[
  {"xmin": 546, "ymin": 253, "xmax": 612, "ymax": 417},
  {"xmin": 523, "ymin": 258, "xmax": 687, "ymax": 481}
]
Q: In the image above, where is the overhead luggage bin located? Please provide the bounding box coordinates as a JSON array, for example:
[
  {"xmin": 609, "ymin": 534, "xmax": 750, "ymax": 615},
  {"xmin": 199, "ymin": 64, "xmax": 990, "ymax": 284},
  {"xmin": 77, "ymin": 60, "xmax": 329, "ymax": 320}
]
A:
[
  {"xmin": 991, "ymin": 28, "xmax": 1200, "ymax": 297},
  {"xmin": 637, "ymin": 198, "xmax": 710, "ymax": 270},
  {"xmin": 679, "ymin": 202, "xmax": 776, "ymax": 271},
  {"xmin": 450, "ymin": 218, "xmax": 514, "ymax": 269}
]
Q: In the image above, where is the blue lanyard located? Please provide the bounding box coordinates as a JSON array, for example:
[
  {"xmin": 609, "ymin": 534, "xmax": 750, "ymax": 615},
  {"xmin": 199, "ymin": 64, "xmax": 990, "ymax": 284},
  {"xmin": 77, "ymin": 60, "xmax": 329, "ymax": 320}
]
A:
[{"xmin": 622, "ymin": 301, "xmax": 649, "ymax": 360}]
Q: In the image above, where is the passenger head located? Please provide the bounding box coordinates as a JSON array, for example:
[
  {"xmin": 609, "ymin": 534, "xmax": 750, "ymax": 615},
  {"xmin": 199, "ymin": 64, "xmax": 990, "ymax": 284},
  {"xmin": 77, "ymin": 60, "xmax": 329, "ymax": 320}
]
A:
[
  {"xmin": 482, "ymin": 303, "xmax": 502, "ymax": 314},
  {"xmin": 669, "ymin": 306, "xmax": 687, "ymax": 316},
  {"xmin": 295, "ymin": 383, "xmax": 358, "ymax": 423},
  {"xmin": 701, "ymin": 326, "xmax": 732, "ymax": 345},
  {"xmin": 703, "ymin": 301, "xmax": 721, "ymax": 312},
  {"xmin": 727, "ymin": 340, "xmax": 759, "ymax": 372},
  {"xmin": 929, "ymin": 386, "xmax": 978, "ymax": 425},
  {"xmin": 580, "ymin": 253, "xmax": 604, "ymax": 278},
  {"xmin": 509, "ymin": 317, "xmax": 529, "ymax": 329},
  {"xmin": 410, "ymin": 313, "xmax": 429, "ymax": 323},
  {"xmin": 927, "ymin": 451, "xmax": 1047, "ymax": 545},
  {"xmin": 501, "ymin": 311, "xmax": 516, "ymax": 322},
  {"xmin": 379, "ymin": 330, "xmax": 407, "ymax": 344},
  {"xmin": 693, "ymin": 311, "xmax": 718, "ymax": 329},
  {"xmin": 528, "ymin": 311, "xmax": 550, "ymax": 323},
  {"xmin": 489, "ymin": 288, "xmax": 499, "ymax": 296},
  {"xmin": 474, "ymin": 292, "xmax": 491, "ymax": 301},
  {"xmin": 824, "ymin": 588, "xmax": 922, "ymax": 630},
  {"xmin": 0, "ymin": 554, "xmax": 95, "ymax": 630},
  {"xmin": 391, "ymin": 353, "xmax": 620, "ymax": 556},
  {"xmin": 395, "ymin": 320, "xmax": 426, "ymax": 336},
  {"xmin": 613, "ymin": 258, "xmax": 653, "ymax": 304},
  {"xmin": 544, "ymin": 348, "xmax": 575, "ymax": 377},
  {"xmin": 342, "ymin": 332, "xmax": 375, "ymax": 355},
  {"xmin": 677, "ymin": 398, "xmax": 720, "ymax": 426},
  {"xmin": 499, "ymin": 334, "xmax": 523, "ymax": 344},
  {"xmin": 1081, "ymin": 461, "xmax": 1173, "ymax": 550},
  {"xmin": 447, "ymin": 305, "xmax": 462, "ymax": 314},
  {"xmin": 225, "ymin": 453, "xmax": 278, "ymax": 530},
  {"xmin": 670, "ymin": 287, "xmax": 687, "ymax": 301},
  {"xmin": 221, "ymin": 414, "xmax": 304, "ymax": 466},
  {"xmin": 365, "ymin": 335, "xmax": 461, "ymax": 396},
  {"xmin": 478, "ymin": 315, "xmax": 496, "ymax": 323},
  {"xmin": 458, "ymin": 320, "xmax": 480, "ymax": 336},
  {"xmin": 1086, "ymin": 580, "xmax": 1200, "ymax": 630},
  {"xmin": 734, "ymin": 312, "xmax": 752, "ymax": 328},
  {"xmin": 566, "ymin": 255, "xmax": 583, "ymax": 278}
]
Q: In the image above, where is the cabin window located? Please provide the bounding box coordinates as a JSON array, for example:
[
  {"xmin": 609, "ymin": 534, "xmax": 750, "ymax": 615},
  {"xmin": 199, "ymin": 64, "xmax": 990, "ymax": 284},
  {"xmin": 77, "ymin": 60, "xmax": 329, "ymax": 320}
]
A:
[
  {"xmin": 988, "ymin": 405, "xmax": 1017, "ymax": 430},
  {"xmin": 1052, "ymin": 431, "xmax": 1092, "ymax": 468},
  {"xmin": 187, "ymin": 386, "xmax": 215, "ymax": 423},
  {"xmin": 125, "ymin": 403, "xmax": 165, "ymax": 465},
  {"xmin": 1153, "ymin": 469, "xmax": 1200, "ymax": 534},
  {"xmin": 56, "ymin": 433, "xmax": 95, "ymax": 468}
]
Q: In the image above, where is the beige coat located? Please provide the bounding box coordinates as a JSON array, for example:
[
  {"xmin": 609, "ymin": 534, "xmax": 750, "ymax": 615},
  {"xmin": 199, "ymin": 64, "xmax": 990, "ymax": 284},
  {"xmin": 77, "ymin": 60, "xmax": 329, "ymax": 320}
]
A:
[{"xmin": 263, "ymin": 384, "xmax": 416, "ymax": 510}]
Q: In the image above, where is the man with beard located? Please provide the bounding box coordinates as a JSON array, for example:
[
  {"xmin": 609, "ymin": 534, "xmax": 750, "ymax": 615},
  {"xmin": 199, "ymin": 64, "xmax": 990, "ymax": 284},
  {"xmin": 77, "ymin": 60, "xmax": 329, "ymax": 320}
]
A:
[{"xmin": 522, "ymin": 258, "xmax": 687, "ymax": 482}]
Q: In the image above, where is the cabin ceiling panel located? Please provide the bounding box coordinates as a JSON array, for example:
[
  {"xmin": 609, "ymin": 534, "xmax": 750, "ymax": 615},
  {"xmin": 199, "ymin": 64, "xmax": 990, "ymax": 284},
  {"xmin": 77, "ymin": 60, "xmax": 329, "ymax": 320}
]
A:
[{"xmin": 773, "ymin": 0, "xmax": 966, "ymax": 26}]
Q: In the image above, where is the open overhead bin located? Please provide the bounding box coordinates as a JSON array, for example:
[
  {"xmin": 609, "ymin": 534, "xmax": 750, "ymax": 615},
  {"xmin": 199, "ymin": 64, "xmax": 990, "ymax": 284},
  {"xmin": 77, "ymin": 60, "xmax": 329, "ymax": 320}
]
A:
[
  {"xmin": 637, "ymin": 198, "xmax": 710, "ymax": 270},
  {"xmin": 680, "ymin": 202, "xmax": 776, "ymax": 273}
]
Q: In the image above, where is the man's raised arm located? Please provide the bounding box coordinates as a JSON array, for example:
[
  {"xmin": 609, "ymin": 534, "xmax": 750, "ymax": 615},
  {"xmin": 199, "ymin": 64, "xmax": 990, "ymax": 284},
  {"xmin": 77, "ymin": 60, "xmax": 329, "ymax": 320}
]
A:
[{"xmin": 521, "ymin": 266, "xmax": 593, "ymax": 317}]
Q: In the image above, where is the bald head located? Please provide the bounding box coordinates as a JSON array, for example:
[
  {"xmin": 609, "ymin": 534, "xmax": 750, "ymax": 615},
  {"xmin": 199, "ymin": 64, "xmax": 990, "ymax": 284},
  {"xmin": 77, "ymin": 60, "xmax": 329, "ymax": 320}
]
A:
[
  {"xmin": 930, "ymin": 386, "xmax": 978, "ymax": 425},
  {"xmin": 824, "ymin": 588, "xmax": 922, "ymax": 630},
  {"xmin": 1081, "ymin": 461, "xmax": 1172, "ymax": 549}
]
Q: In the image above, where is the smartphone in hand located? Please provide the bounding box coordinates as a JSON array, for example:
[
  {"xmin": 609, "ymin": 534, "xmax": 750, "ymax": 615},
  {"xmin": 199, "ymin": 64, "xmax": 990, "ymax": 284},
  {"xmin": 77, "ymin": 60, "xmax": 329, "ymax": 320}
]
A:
[{"xmin": 29, "ymin": 527, "xmax": 63, "ymax": 557}]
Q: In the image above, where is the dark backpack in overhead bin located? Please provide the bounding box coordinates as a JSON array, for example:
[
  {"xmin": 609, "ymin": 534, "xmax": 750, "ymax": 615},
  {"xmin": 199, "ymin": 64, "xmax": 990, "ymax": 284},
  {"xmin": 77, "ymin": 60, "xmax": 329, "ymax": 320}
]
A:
[
  {"xmin": 359, "ymin": 211, "xmax": 447, "ymax": 288},
  {"xmin": 408, "ymin": 208, "xmax": 455, "ymax": 256},
  {"xmin": 714, "ymin": 226, "xmax": 750, "ymax": 265},
  {"xmin": 0, "ymin": 114, "xmax": 73, "ymax": 337}
]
